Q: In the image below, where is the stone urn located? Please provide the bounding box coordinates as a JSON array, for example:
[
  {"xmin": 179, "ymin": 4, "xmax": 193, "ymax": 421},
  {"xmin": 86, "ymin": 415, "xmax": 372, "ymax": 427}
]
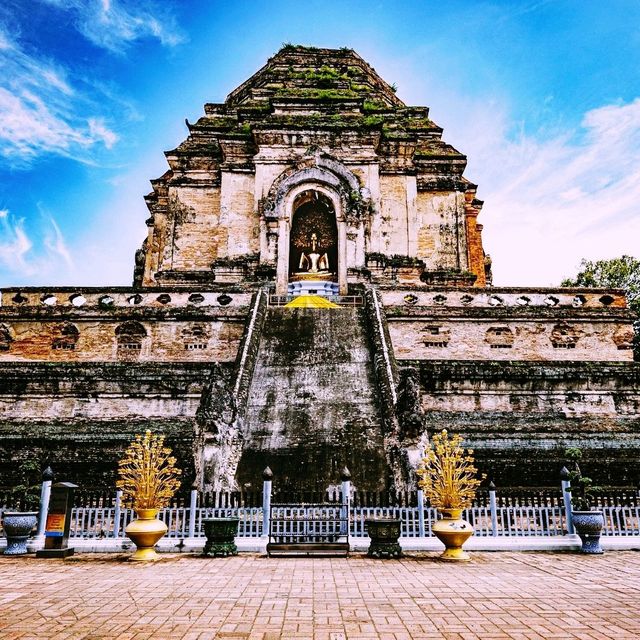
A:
[
  {"xmin": 571, "ymin": 511, "xmax": 604, "ymax": 554},
  {"xmin": 432, "ymin": 508, "xmax": 473, "ymax": 561},
  {"xmin": 125, "ymin": 508, "xmax": 168, "ymax": 561},
  {"xmin": 202, "ymin": 517, "xmax": 239, "ymax": 557},
  {"xmin": 365, "ymin": 517, "xmax": 402, "ymax": 559},
  {"xmin": 2, "ymin": 512, "xmax": 38, "ymax": 555}
]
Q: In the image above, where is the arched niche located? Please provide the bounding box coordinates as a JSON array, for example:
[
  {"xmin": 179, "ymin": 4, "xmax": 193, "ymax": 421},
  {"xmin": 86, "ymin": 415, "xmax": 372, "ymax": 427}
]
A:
[
  {"xmin": 52, "ymin": 322, "xmax": 79, "ymax": 351},
  {"xmin": 115, "ymin": 320, "xmax": 148, "ymax": 360},
  {"xmin": 262, "ymin": 153, "xmax": 369, "ymax": 296},
  {"xmin": 275, "ymin": 183, "xmax": 347, "ymax": 295},
  {"xmin": 288, "ymin": 190, "xmax": 338, "ymax": 281}
]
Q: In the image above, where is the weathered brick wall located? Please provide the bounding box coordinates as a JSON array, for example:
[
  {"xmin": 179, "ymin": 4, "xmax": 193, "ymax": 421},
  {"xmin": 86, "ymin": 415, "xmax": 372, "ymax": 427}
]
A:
[
  {"xmin": 0, "ymin": 288, "xmax": 250, "ymax": 363},
  {"xmin": 464, "ymin": 190, "xmax": 486, "ymax": 286},
  {"xmin": 220, "ymin": 173, "xmax": 259, "ymax": 258},
  {"xmin": 0, "ymin": 363, "xmax": 225, "ymax": 487},
  {"xmin": 415, "ymin": 191, "xmax": 467, "ymax": 271},
  {"xmin": 382, "ymin": 287, "xmax": 635, "ymax": 362},
  {"xmin": 0, "ymin": 319, "xmax": 244, "ymax": 363},
  {"xmin": 388, "ymin": 317, "xmax": 633, "ymax": 362},
  {"xmin": 373, "ymin": 175, "xmax": 415, "ymax": 256},
  {"xmin": 167, "ymin": 186, "xmax": 222, "ymax": 270},
  {"xmin": 406, "ymin": 360, "xmax": 640, "ymax": 486}
]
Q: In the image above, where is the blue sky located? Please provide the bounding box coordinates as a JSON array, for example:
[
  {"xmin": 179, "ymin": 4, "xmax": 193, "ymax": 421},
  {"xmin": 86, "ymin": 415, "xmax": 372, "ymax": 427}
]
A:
[{"xmin": 1, "ymin": 0, "xmax": 640, "ymax": 288}]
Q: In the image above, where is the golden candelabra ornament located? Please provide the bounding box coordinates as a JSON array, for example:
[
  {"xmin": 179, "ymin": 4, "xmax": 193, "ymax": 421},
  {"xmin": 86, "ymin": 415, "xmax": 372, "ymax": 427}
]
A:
[
  {"xmin": 117, "ymin": 430, "xmax": 181, "ymax": 561},
  {"xmin": 417, "ymin": 429, "xmax": 484, "ymax": 561}
]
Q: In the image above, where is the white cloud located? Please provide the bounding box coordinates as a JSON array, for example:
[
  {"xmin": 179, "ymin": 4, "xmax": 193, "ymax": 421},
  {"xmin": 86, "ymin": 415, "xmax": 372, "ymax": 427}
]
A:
[
  {"xmin": 436, "ymin": 98, "xmax": 640, "ymax": 287},
  {"xmin": 39, "ymin": 0, "xmax": 186, "ymax": 53},
  {"xmin": 0, "ymin": 145, "xmax": 166, "ymax": 287},
  {"xmin": 0, "ymin": 29, "xmax": 11, "ymax": 51},
  {"xmin": 0, "ymin": 24, "xmax": 120, "ymax": 165},
  {"xmin": 0, "ymin": 212, "xmax": 34, "ymax": 274},
  {"xmin": 0, "ymin": 208, "xmax": 78, "ymax": 283},
  {"xmin": 41, "ymin": 209, "xmax": 74, "ymax": 269},
  {"xmin": 88, "ymin": 118, "xmax": 118, "ymax": 149}
]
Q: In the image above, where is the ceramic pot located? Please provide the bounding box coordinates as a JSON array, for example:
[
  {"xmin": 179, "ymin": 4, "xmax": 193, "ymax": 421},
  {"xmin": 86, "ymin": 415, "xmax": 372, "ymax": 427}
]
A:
[
  {"xmin": 365, "ymin": 517, "xmax": 402, "ymax": 558},
  {"xmin": 571, "ymin": 511, "xmax": 604, "ymax": 554},
  {"xmin": 432, "ymin": 508, "xmax": 473, "ymax": 561},
  {"xmin": 125, "ymin": 508, "xmax": 168, "ymax": 561},
  {"xmin": 202, "ymin": 517, "xmax": 239, "ymax": 557},
  {"xmin": 2, "ymin": 512, "xmax": 38, "ymax": 555}
]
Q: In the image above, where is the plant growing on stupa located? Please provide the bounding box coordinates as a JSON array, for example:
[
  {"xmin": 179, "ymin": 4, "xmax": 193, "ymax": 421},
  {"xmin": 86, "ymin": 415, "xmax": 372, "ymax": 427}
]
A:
[
  {"xmin": 417, "ymin": 430, "xmax": 484, "ymax": 510},
  {"xmin": 564, "ymin": 447, "xmax": 600, "ymax": 511},
  {"xmin": 9, "ymin": 458, "xmax": 42, "ymax": 511},
  {"xmin": 117, "ymin": 431, "xmax": 181, "ymax": 510}
]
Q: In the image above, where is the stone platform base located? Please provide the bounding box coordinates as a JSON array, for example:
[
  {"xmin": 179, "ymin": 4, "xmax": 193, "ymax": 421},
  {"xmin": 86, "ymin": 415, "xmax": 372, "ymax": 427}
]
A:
[
  {"xmin": 4, "ymin": 535, "xmax": 639, "ymax": 555},
  {"xmin": 288, "ymin": 280, "xmax": 339, "ymax": 296}
]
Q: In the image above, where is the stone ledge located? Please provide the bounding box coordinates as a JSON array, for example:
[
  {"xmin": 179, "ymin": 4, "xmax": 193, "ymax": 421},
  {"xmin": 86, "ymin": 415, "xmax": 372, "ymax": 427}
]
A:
[
  {"xmin": 6, "ymin": 534, "xmax": 639, "ymax": 555},
  {"xmin": 405, "ymin": 359, "xmax": 640, "ymax": 383}
]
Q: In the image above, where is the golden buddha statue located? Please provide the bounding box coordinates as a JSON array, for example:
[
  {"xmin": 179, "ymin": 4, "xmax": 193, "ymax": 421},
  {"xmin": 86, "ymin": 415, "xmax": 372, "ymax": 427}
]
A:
[{"xmin": 298, "ymin": 233, "xmax": 330, "ymax": 275}]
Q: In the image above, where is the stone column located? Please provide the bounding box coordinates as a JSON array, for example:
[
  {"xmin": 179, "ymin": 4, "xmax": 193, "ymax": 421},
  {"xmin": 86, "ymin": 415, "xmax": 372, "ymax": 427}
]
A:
[
  {"xmin": 34, "ymin": 466, "xmax": 54, "ymax": 545},
  {"xmin": 340, "ymin": 467, "xmax": 351, "ymax": 537},
  {"xmin": 276, "ymin": 218, "xmax": 289, "ymax": 296},
  {"xmin": 338, "ymin": 220, "xmax": 348, "ymax": 295},
  {"xmin": 262, "ymin": 466, "xmax": 273, "ymax": 538}
]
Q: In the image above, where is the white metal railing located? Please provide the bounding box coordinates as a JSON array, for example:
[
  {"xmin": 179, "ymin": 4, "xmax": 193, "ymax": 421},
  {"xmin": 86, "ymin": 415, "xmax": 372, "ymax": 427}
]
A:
[
  {"xmin": 66, "ymin": 506, "xmax": 264, "ymax": 539},
  {"xmin": 491, "ymin": 506, "xmax": 565, "ymax": 536},
  {"xmin": 269, "ymin": 505, "xmax": 347, "ymax": 544},
  {"xmin": 63, "ymin": 504, "xmax": 582, "ymax": 539},
  {"xmin": 602, "ymin": 506, "xmax": 640, "ymax": 535}
]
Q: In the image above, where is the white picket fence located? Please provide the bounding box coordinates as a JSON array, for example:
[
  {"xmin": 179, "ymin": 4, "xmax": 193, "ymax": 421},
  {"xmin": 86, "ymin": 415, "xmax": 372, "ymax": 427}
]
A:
[
  {"xmin": 68, "ymin": 506, "xmax": 264, "ymax": 539},
  {"xmin": 602, "ymin": 506, "xmax": 640, "ymax": 535},
  {"xmin": 64, "ymin": 504, "xmax": 640, "ymax": 540}
]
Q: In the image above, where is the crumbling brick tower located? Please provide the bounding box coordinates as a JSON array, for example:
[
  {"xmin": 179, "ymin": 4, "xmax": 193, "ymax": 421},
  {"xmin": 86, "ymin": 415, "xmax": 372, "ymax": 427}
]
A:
[{"xmin": 1, "ymin": 46, "xmax": 638, "ymax": 493}]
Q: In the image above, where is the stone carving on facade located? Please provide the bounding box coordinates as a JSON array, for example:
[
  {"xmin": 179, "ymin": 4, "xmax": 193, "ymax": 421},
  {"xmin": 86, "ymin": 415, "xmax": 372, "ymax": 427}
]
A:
[
  {"xmin": 396, "ymin": 368, "xmax": 427, "ymax": 441},
  {"xmin": 182, "ymin": 324, "xmax": 211, "ymax": 351},
  {"xmin": 195, "ymin": 364, "xmax": 243, "ymax": 492},
  {"xmin": 263, "ymin": 152, "xmax": 371, "ymax": 226},
  {"xmin": 115, "ymin": 321, "xmax": 147, "ymax": 360},
  {"xmin": 613, "ymin": 325, "xmax": 635, "ymax": 350},
  {"xmin": 485, "ymin": 326, "xmax": 515, "ymax": 349},
  {"xmin": 551, "ymin": 322, "xmax": 582, "ymax": 349},
  {"xmin": 422, "ymin": 325, "xmax": 450, "ymax": 348},
  {"xmin": 0, "ymin": 324, "xmax": 13, "ymax": 351}
]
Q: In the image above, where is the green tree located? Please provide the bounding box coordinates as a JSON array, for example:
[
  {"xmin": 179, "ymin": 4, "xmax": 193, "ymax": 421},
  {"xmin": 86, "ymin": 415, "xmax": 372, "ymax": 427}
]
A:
[{"xmin": 562, "ymin": 255, "xmax": 640, "ymax": 360}]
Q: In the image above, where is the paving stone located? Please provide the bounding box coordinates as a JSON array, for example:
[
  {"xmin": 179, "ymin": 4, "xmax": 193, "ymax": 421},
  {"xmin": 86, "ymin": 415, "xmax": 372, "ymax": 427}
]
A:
[{"xmin": 1, "ymin": 552, "xmax": 640, "ymax": 639}]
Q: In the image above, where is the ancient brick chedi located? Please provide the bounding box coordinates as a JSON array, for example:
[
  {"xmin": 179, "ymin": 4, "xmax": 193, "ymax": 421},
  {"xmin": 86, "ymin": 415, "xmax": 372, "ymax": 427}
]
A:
[{"xmin": 1, "ymin": 46, "xmax": 639, "ymax": 492}]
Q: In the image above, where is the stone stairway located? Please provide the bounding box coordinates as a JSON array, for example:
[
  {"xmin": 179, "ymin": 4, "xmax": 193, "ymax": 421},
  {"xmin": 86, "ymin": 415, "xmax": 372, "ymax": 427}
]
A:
[{"xmin": 234, "ymin": 305, "xmax": 390, "ymax": 491}]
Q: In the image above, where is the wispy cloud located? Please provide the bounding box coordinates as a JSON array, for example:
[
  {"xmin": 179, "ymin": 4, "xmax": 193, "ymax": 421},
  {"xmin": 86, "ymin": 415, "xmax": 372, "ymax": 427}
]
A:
[
  {"xmin": 40, "ymin": 207, "xmax": 74, "ymax": 270},
  {"xmin": 39, "ymin": 0, "xmax": 186, "ymax": 53},
  {"xmin": 457, "ymin": 98, "xmax": 640, "ymax": 286},
  {"xmin": 0, "ymin": 0, "xmax": 184, "ymax": 166},
  {"xmin": 0, "ymin": 23, "xmax": 120, "ymax": 165},
  {"xmin": 0, "ymin": 208, "xmax": 76, "ymax": 281},
  {"xmin": 0, "ymin": 210, "xmax": 34, "ymax": 274}
]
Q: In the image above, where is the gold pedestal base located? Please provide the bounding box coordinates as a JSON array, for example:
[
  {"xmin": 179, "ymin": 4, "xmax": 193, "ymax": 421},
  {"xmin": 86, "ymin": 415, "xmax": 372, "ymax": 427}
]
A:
[
  {"xmin": 289, "ymin": 272, "xmax": 335, "ymax": 282},
  {"xmin": 130, "ymin": 546, "xmax": 162, "ymax": 562},
  {"xmin": 438, "ymin": 547, "xmax": 471, "ymax": 562},
  {"xmin": 432, "ymin": 508, "xmax": 473, "ymax": 562},
  {"xmin": 125, "ymin": 508, "xmax": 168, "ymax": 562}
]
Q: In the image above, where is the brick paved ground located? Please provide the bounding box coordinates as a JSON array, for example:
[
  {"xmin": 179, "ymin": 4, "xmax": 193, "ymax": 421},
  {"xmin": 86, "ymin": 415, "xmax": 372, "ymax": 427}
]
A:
[{"xmin": 0, "ymin": 551, "xmax": 639, "ymax": 639}]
